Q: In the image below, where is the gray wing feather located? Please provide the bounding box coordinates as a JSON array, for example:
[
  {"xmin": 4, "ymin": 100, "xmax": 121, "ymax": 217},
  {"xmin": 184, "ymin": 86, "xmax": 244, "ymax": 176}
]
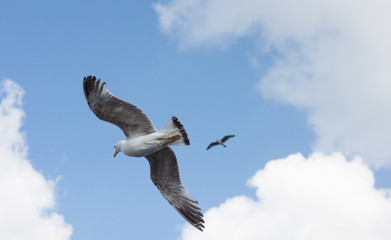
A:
[
  {"xmin": 83, "ymin": 76, "xmax": 156, "ymax": 138},
  {"xmin": 206, "ymin": 142, "xmax": 219, "ymax": 150},
  {"xmin": 221, "ymin": 135, "xmax": 235, "ymax": 143},
  {"xmin": 145, "ymin": 147, "xmax": 205, "ymax": 231}
]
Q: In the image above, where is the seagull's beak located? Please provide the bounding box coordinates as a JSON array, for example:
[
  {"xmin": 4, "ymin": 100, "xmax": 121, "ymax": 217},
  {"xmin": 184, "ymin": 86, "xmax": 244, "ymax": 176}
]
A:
[{"xmin": 114, "ymin": 150, "xmax": 119, "ymax": 158}]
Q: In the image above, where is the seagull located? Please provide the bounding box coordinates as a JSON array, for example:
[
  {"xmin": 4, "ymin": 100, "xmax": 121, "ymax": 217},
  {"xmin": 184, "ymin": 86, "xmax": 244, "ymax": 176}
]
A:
[
  {"xmin": 83, "ymin": 76, "xmax": 204, "ymax": 231},
  {"xmin": 207, "ymin": 135, "xmax": 235, "ymax": 150}
]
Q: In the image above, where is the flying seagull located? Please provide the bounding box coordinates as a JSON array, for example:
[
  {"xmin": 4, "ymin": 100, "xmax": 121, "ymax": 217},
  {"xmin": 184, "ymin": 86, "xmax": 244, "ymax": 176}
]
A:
[
  {"xmin": 83, "ymin": 76, "xmax": 204, "ymax": 231},
  {"xmin": 207, "ymin": 135, "xmax": 235, "ymax": 150}
]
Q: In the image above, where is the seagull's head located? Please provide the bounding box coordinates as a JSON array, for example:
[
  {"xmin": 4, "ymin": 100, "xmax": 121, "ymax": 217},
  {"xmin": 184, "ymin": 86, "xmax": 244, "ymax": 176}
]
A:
[{"xmin": 114, "ymin": 141, "xmax": 124, "ymax": 158}]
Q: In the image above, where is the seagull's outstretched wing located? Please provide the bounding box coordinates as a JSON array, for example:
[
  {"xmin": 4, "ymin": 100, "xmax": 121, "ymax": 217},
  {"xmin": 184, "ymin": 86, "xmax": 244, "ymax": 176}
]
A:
[
  {"xmin": 83, "ymin": 76, "xmax": 156, "ymax": 138},
  {"xmin": 206, "ymin": 142, "xmax": 219, "ymax": 150},
  {"xmin": 145, "ymin": 147, "xmax": 205, "ymax": 231},
  {"xmin": 221, "ymin": 135, "xmax": 235, "ymax": 143}
]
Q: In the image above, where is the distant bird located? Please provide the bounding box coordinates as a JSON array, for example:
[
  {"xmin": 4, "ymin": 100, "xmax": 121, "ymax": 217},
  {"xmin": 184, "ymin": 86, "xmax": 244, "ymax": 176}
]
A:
[
  {"xmin": 83, "ymin": 76, "xmax": 204, "ymax": 231},
  {"xmin": 207, "ymin": 135, "xmax": 235, "ymax": 150}
]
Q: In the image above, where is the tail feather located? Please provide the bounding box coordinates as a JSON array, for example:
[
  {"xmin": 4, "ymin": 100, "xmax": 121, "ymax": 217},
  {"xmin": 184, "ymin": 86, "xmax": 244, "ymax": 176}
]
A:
[{"xmin": 161, "ymin": 116, "xmax": 190, "ymax": 146}]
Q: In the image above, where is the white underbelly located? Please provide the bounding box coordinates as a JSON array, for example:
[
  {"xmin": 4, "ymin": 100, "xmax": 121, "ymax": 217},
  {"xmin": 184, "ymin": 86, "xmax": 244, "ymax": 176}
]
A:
[{"xmin": 122, "ymin": 133, "xmax": 164, "ymax": 157}]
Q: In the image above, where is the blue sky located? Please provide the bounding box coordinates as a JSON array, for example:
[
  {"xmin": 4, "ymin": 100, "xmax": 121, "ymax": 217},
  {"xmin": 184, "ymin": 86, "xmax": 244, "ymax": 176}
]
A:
[{"xmin": 1, "ymin": 1, "xmax": 391, "ymax": 240}]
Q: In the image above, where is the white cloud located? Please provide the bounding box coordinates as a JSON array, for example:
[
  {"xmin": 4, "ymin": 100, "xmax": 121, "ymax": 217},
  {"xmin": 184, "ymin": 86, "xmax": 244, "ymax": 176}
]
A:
[
  {"xmin": 0, "ymin": 79, "xmax": 72, "ymax": 240},
  {"xmin": 180, "ymin": 152, "xmax": 391, "ymax": 240},
  {"xmin": 154, "ymin": 0, "xmax": 391, "ymax": 167},
  {"xmin": 155, "ymin": 2, "xmax": 391, "ymax": 238}
]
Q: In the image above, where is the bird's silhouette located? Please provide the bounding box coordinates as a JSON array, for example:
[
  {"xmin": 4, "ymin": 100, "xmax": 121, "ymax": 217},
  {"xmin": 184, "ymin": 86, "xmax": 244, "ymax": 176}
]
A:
[{"xmin": 207, "ymin": 135, "xmax": 235, "ymax": 150}]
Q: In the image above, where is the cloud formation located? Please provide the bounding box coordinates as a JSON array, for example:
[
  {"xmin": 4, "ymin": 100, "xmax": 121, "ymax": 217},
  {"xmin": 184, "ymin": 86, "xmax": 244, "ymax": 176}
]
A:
[
  {"xmin": 154, "ymin": 0, "xmax": 391, "ymax": 167},
  {"xmin": 0, "ymin": 79, "xmax": 72, "ymax": 240},
  {"xmin": 180, "ymin": 152, "xmax": 391, "ymax": 240}
]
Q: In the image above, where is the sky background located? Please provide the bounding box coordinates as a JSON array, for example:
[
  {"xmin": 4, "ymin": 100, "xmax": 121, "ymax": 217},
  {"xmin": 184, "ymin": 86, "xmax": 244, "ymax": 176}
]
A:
[{"xmin": 1, "ymin": 0, "xmax": 391, "ymax": 239}]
